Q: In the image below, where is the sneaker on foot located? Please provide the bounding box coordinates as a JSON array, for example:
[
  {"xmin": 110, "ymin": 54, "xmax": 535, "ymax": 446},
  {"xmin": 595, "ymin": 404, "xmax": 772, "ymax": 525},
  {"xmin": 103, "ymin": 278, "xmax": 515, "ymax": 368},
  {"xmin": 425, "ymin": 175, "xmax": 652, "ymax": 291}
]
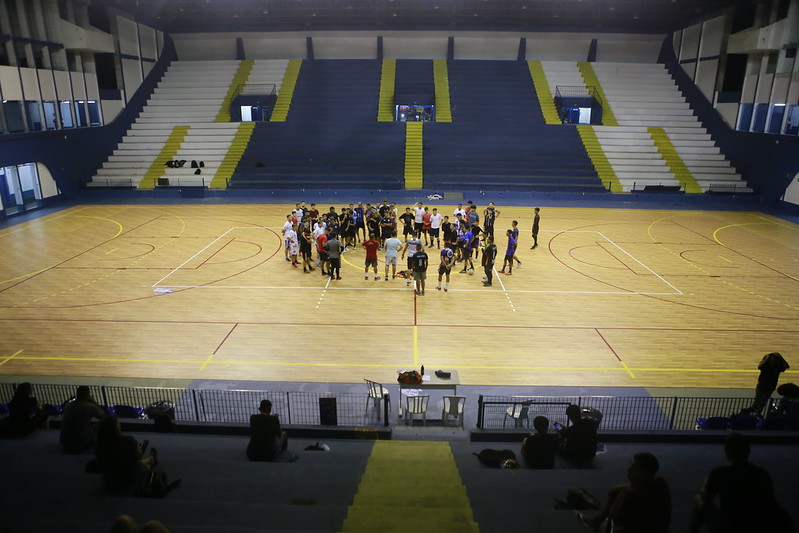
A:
[
  {"xmin": 285, "ymin": 257, "xmax": 291, "ymax": 261},
  {"xmin": 374, "ymin": 276, "xmax": 380, "ymax": 280},
  {"xmin": 443, "ymin": 287, "xmax": 448, "ymax": 292},
  {"xmin": 459, "ymin": 269, "xmax": 467, "ymax": 274},
  {"xmin": 436, "ymin": 286, "xmax": 441, "ymax": 290},
  {"xmin": 517, "ymin": 262, "xmax": 522, "ymax": 268},
  {"xmin": 336, "ymin": 276, "xmax": 342, "ymax": 280},
  {"xmin": 482, "ymin": 282, "xmax": 492, "ymax": 287},
  {"xmin": 499, "ymin": 269, "xmax": 505, "ymax": 274}
]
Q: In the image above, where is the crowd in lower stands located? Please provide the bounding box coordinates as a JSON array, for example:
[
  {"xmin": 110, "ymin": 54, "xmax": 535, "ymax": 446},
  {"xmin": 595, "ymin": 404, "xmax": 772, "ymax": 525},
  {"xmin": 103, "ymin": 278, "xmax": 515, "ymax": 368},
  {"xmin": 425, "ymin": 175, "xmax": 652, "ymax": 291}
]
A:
[{"xmin": 1, "ymin": 382, "xmax": 797, "ymax": 532}]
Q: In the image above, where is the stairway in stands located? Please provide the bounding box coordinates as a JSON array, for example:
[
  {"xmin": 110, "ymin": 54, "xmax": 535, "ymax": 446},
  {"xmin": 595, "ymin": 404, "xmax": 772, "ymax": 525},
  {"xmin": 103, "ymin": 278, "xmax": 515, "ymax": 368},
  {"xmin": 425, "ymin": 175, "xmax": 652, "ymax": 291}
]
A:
[
  {"xmin": 232, "ymin": 60, "xmax": 406, "ymax": 189},
  {"xmin": 591, "ymin": 62, "xmax": 750, "ymax": 193},
  {"xmin": 90, "ymin": 60, "xmax": 243, "ymax": 188},
  {"xmin": 424, "ymin": 60, "xmax": 603, "ymax": 192}
]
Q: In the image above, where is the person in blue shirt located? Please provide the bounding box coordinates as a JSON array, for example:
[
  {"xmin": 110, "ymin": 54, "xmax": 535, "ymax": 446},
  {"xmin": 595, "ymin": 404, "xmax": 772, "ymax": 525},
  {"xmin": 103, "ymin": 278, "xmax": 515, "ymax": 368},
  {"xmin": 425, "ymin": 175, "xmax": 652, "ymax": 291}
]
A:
[{"xmin": 436, "ymin": 246, "xmax": 455, "ymax": 292}]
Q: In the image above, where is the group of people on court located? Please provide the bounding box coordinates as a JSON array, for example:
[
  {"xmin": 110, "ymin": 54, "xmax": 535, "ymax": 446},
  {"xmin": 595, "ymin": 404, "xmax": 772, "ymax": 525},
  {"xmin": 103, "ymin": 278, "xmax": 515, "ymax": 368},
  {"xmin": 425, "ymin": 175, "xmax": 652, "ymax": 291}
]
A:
[{"xmin": 280, "ymin": 200, "xmax": 542, "ymax": 290}]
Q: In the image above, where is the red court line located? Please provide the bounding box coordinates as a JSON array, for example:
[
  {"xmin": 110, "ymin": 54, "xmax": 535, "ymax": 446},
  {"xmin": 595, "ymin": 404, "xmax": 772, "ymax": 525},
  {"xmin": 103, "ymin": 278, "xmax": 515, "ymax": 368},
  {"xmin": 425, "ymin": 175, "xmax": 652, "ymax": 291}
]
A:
[
  {"xmin": 214, "ymin": 323, "xmax": 239, "ymax": 354},
  {"xmin": 595, "ymin": 328, "xmax": 622, "ymax": 361},
  {"xmin": 197, "ymin": 237, "xmax": 236, "ymax": 268}
]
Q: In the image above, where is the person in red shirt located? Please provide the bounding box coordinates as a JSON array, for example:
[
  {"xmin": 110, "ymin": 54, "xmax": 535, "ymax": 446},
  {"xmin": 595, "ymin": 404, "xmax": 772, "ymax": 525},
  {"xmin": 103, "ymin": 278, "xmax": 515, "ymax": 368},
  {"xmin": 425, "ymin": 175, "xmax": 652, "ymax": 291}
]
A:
[
  {"xmin": 316, "ymin": 227, "xmax": 330, "ymax": 277},
  {"xmin": 362, "ymin": 233, "xmax": 381, "ymax": 280},
  {"xmin": 421, "ymin": 207, "xmax": 432, "ymax": 247}
]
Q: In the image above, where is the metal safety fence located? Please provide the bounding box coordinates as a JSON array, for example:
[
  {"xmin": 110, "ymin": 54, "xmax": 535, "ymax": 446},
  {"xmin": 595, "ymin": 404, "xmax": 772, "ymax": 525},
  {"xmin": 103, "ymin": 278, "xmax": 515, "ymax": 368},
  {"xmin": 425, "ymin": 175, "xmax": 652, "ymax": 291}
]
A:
[{"xmin": 478, "ymin": 395, "xmax": 772, "ymax": 431}]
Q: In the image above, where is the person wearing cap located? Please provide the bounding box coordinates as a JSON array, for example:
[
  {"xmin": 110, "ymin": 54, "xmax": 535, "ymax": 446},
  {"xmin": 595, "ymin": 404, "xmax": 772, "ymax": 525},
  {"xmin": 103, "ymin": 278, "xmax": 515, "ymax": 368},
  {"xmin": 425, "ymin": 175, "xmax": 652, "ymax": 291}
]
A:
[
  {"xmin": 247, "ymin": 399, "xmax": 288, "ymax": 462},
  {"xmin": 60, "ymin": 385, "xmax": 107, "ymax": 453}
]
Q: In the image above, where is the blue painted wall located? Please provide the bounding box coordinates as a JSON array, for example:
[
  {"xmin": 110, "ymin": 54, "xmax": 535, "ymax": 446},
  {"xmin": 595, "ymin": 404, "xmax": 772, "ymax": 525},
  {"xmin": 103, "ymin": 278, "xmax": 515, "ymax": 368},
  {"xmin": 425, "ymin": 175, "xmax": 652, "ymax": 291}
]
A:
[
  {"xmin": 0, "ymin": 36, "xmax": 177, "ymax": 199},
  {"xmin": 658, "ymin": 36, "xmax": 799, "ymax": 205}
]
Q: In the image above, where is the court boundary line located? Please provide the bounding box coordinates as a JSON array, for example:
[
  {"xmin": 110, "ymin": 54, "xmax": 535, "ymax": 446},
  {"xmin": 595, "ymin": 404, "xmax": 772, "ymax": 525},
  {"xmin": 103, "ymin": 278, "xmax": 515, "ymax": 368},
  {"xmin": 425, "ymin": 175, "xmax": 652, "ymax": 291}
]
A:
[{"xmin": 149, "ymin": 228, "xmax": 682, "ymax": 296}]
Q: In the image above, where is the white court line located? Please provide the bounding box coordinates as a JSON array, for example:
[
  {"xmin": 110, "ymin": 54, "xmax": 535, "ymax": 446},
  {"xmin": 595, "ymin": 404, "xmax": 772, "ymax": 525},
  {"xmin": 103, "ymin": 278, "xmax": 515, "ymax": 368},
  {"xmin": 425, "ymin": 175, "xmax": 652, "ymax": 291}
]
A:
[
  {"xmin": 315, "ymin": 276, "xmax": 332, "ymax": 309},
  {"xmin": 596, "ymin": 231, "xmax": 683, "ymax": 295},
  {"xmin": 151, "ymin": 226, "xmax": 271, "ymax": 287},
  {"xmin": 493, "ymin": 267, "xmax": 516, "ymax": 312},
  {"xmin": 155, "ymin": 285, "xmax": 678, "ymax": 295}
]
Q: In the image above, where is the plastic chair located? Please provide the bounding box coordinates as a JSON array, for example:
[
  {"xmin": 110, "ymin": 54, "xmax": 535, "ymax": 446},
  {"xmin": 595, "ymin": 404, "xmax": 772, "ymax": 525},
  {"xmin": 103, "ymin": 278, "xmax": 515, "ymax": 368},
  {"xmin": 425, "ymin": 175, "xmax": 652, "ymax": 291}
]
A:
[
  {"xmin": 441, "ymin": 396, "xmax": 466, "ymax": 428},
  {"xmin": 503, "ymin": 404, "xmax": 530, "ymax": 429},
  {"xmin": 364, "ymin": 379, "xmax": 390, "ymax": 421},
  {"xmin": 405, "ymin": 395, "xmax": 430, "ymax": 426}
]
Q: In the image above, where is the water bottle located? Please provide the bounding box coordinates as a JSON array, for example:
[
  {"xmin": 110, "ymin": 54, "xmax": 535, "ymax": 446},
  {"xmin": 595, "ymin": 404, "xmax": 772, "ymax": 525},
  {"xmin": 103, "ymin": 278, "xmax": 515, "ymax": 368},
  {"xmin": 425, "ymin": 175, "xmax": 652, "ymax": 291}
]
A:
[{"xmin": 421, "ymin": 365, "xmax": 425, "ymax": 377}]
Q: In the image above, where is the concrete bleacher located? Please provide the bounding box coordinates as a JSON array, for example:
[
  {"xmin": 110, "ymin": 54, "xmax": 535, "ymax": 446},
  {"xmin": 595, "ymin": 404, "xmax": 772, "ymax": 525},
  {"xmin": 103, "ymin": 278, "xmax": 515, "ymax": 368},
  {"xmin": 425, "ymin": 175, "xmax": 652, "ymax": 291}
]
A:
[
  {"xmin": 232, "ymin": 60, "xmax": 406, "ymax": 190},
  {"xmin": 90, "ymin": 61, "xmax": 244, "ymax": 188},
  {"xmin": 2, "ymin": 428, "xmax": 798, "ymax": 532},
  {"xmin": 591, "ymin": 62, "xmax": 751, "ymax": 193},
  {"xmin": 424, "ymin": 60, "xmax": 605, "ymax": 192}
]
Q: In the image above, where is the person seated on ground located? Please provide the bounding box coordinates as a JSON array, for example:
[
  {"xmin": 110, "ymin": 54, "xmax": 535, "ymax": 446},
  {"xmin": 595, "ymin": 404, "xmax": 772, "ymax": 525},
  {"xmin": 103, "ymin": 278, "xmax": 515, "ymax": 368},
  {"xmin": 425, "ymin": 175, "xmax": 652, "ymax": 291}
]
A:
[
  {"xmin": 690, "ymin": 432, "xmax": 793, "ymax": 533},
  {"xmin": 60, "ymin": 385, "xmax": 107, "ymax": 453},
  {"xmin": 96, "ymin": 415, "xmax": 157, "ymax": 496},
  {"xmin": 558, "ymin": 404, "xmax": 598, "ymax": 463},
  {"xmin": 247, "ymin": 399, "xmax": 288, "ymax": 462},
  {"xmin": 576, "ymin": 452, "xmax": 671, "ymax": 533},
  {"xmin": 108, "ymin": 514, "xmax": 171, "ymax": 533},
  {"xmin": 521, "ymin": 415, "xmax": 559, "ymax": 469},
  {"xmin": 7, "ymin": 382, "xmax": 48, "ymax": 437}
]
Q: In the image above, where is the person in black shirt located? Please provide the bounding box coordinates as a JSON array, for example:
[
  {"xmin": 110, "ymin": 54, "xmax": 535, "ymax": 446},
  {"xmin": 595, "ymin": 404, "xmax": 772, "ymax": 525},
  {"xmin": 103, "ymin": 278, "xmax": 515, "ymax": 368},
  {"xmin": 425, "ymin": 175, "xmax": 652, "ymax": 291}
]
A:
[
  {"xmin": 298, "ymin": 230, "xmax": 314, "ymax": 273},
  {"xmin": 399, "ymin": 207, "xmax": 414, "ymax": 242},
  {"xmin": 412, "ymin": 243, "xmax": 429, "ymax": 296},
  {"xmin": 521, "ymin": 416, "xmax": 558, "ymax": 469},
  {"xmin": 247, "ymin": 400, "xmax": 287, "ymax": 462},
  {"xmin": 690, "ymin": 433, "xmax": 791, "ymax": 533},
  {"xmin": 482, "ymin": 236, "xmax": 497, "ymax": 287},
  {"xmin": 557, "ymin": 404, "xmax": 598, "ymax": 463}
]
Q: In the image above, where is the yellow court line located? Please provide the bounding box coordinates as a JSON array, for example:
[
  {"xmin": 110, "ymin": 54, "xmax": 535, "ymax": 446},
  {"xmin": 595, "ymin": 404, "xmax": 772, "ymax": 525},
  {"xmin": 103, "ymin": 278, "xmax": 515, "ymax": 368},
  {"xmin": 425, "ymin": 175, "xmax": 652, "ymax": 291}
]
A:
[
  {"xmin": 199, "ymin": 353, "xmax": 216, "ymax": 371},
  {"xmin": 620, "ymin": 360, "xmax": 637, "ymax": 379},
  {"xmin": 5, "ymin": 354, "xmax": 796, "ymax": 375},
  {"xmin": 713, "ymin": 222, "xmax": 799, "ymax": 282},
  {"xmin": 0, "ymin": 206, "xmax": 90, "ymax": 239},
  {"xmin": 105, "ymin": 248, "xmax": 118, "ymax": 256},
  {"xmin": 0, "ymin": 349, "xmax": 23, "ymax": 367}
]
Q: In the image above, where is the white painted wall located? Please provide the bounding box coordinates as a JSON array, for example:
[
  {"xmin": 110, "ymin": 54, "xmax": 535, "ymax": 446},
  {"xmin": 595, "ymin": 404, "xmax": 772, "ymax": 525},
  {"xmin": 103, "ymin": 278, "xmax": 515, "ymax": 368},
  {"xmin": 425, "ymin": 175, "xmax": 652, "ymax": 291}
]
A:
[{"xmin": 173, "ymin": 31, "xmax": 663, "ymax": 62}]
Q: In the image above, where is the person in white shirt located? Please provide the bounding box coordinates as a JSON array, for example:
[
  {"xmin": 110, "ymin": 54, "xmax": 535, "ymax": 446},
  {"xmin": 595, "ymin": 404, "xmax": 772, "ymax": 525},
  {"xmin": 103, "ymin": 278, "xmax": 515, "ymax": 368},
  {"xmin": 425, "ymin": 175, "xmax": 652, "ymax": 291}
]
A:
[
  {"xmin": 453, "ymin": 203, "xmax": 467, "ymax": 220},
  {"xmin": 429, "ymin": 208, "xmax": 443, "ymax": 249},
  {"xmin": 285, "ymin": 225, "xmax": 299, "ymax": 268},
  {"xmin": 282, "ymin": 215, "xmax": 294, "ymax": 262},
  {"xmin": 383, "ymin": 231, "xmax": 403, "ymax": 280},
  {"xmin": 312, "ymin": 220, "xmax": 327, "ymax": 266},
  {"xmin": 413, "ymin": 203, "xmax": 426, "ymax": 237},
  {"xmin": 401, "ymin": 232, "xmax": 424, "ymax": 287}
]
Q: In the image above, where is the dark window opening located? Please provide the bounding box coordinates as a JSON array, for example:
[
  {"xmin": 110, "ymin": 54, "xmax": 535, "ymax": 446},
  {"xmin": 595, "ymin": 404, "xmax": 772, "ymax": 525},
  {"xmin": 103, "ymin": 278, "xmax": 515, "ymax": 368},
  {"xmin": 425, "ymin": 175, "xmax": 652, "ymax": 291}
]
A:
[
  {"xmin": 721, "ymin": 54, "xmax": 747, "ymax": 93},
  {"xmin": 95, "ymin": 52, "xmax": 118, "ymax": 90},
  {"xmin": 731, "ymin": 3, "xmax": 757, "ymax": 33}
]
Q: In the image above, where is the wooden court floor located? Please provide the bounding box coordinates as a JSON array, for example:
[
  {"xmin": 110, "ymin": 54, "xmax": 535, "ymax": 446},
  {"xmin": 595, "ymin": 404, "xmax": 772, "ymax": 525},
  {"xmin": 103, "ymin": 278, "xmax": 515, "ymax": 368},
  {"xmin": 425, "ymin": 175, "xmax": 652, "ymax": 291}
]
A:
[{"xmin": 0, "ymin": 203, "xmax": 796, "ymax": 389}]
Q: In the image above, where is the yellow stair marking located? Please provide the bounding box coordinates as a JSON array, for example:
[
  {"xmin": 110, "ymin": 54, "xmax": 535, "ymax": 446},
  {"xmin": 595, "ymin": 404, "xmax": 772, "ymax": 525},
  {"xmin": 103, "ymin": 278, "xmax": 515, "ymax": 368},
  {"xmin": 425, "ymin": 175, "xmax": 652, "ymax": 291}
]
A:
[
  {"xmin": 340, "ymin": 441, "xmax": 479, "ymax": 533},
  {"xmin": 209, "ymin": 122, "xmax": 255, "ymax": 189},
  {"xmin": 377, "ymin": 59, "xmax": 396, "ymax": 122},
  {"xmin": 648, "ymin": 126, "xmax": 702, "ymax": 193},
  {"xmin": 577, "ymin": 62, "xmax": 618, "ymax": 126},
  {"xmin": 404, "ymin": 122, "xmax": 423, "ymax": 189},
  {"xmin": 270, "ymin": 59, "xmax": 302, "ymax": 122},
  {"xmin": 527, "ymin": 61, "xmax": 561, "ymax": 125},
  {"xmin": 215, "ymin": 60, "xmax": 254, "ymax": 123},
  {"xmin": 137, "ymin": 125, "xmax": 190, "ymax": 190},
  {"xmin": 577, "ymin": 125, "xmax": 622, "ymax": 193},
  {"xmin": 433, "ymin": 60, "xmax": 452, "ymax": 122}
]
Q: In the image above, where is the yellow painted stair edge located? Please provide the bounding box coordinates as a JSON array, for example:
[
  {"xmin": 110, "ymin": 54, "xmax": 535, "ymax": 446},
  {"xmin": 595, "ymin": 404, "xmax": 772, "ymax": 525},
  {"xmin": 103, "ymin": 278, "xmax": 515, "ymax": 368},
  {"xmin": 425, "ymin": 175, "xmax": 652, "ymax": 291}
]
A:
[
  {"xmin": 377, "ymin": 59, "xmax": 396, "ymax": 122},
  {"xmin": 577, "ymin": 62, "xmax": 618, "ymax": 127},
  {"xmin": 433, "ymin": 60, "xmax": 452, "ymax": 123},
  {"xmin": 527, "ymin": 61, "xmax": 561, "ymax": 125},
  {"xmin": 271, "ymin": 59, "xmax": 302, "ymax": 122},
  {"xmin": 138, "ymin": 125, "xmax": 190, "ymax": 190},
  {"xmin": 647, "ymin": 126, "xmax": 702, "ymax": 193},
  {"xmin": 209, "ymin": 122, "xmax": 255, "ymax": 189},
  {"xmin": 215, "ymin": 60, "xmax": 254, "ymax": 123},
  {"xmin": 577, "ymin": 125, "xmax": 622, "ymax": 193},
  {"xmin": 404, "ymin": 122, "xmax": 423, "ymax": 189}
]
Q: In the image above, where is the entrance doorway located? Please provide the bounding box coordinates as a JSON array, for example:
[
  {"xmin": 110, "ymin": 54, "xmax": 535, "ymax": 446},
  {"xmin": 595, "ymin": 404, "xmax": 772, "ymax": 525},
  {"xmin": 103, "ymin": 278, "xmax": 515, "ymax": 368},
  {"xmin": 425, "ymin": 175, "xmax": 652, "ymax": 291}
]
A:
[{"xmin": 0, "ymin": 163, "xmax": 43, "ymax": 215}]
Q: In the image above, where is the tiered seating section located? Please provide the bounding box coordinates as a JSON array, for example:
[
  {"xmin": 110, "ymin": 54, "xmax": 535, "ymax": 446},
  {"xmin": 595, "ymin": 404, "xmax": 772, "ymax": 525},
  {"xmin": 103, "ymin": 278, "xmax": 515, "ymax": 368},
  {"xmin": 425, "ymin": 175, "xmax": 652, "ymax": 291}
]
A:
[
  {"xmin": 590, "ymin": 63, "xmax": 750, "ymax": 193},
  {"xmin": 90, "ymin": 58, "xmax": 749, "ymax": 194},
  {"xmin": 90, "ymin": 60, "xmax": 288, "ymax": 189},
  {"xmin": 233, "ymin": 60, "xmax": 406, "ymax": 190},
  {"xmin": 423, "ymin": 61, "xmax": 604, "ymax": 192}
]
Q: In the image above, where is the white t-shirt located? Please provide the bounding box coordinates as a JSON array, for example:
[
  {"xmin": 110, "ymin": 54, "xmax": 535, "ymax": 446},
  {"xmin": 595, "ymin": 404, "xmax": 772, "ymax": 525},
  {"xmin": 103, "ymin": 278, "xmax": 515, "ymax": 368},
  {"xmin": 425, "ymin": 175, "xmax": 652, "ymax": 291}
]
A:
[
  {"xmin": 285, "ymin": 229, "xmax": 298, "ymax": 247},
  {"xmin": 453, "ymin": 208, "xmax": 466, "ymax": 218},
  {"xmin": 414, "ymin": 207, "xmax": 425, "ymax": 224},
  {"xmin": 430, "ymin": 213, "xmax": 443, "ymax": 229},
  {"xmin": 384, "ymin": 237, "xmax": 403, "ymax": 258},
  {"xmin": 313, "ymin": 222, "xmax": 326, "ymax": 240},
  {"xmin": 405, "ymin": 238, "xmax": 423, "ymax": 258},
  {"xmin": 282, "ymin": 221, "xmax": 293, "ymax": 237}
]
